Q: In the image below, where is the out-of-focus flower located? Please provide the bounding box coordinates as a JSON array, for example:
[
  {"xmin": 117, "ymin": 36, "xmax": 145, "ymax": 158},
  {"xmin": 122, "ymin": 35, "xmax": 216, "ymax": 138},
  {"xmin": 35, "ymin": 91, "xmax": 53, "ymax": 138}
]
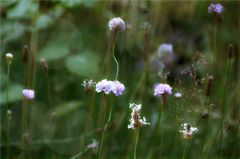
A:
[
  {"xmin": 40, "ymin": 58, "xmax": 48, "ymax": 72},
  {"xmin": 82, "ymin": 79, "xmax": 96, "ymax": 93},
  {"xmin": 87, "ymin": 139, "xmax": 98, "ymax": 149},
  {"xmin": 96, "ymin": 79, "xmax": 125, "ymax": 96},
  {"xmin": 179, "ymin": 123, "xmax": 198, "ymax": 140},
  {"xmin": 128, "ymin": 103, "xmax": 150, "ymax": 129},
  {"xmin": 7, "ymin": 110, "xmax": 12, "ymax": 120},
  {"xmin": 157, "ymin": 43, "xmax": 173, "ymax": 58},
  {"xmin": 174, "ymin": 92, "xmax": 182, "ymax": 98},
  {"xmin": 22, "ymin": 89, "xmax": 35, "ymax": 100},
  {"xmin": 208, "ymin": 3, "xmax": 223, "ymax": 14},
  {"xmin": 5, "ymin": 53, "xmax": 13, "ymax": 64},
  {"xmin": 110, "ymin": 80, "xmax": 125, "ymax": 96},
  {"xmin": 108, "ymin": 17, "xmax": 126, "ymax": 32},
  {"xmin": 154, "ymin": 83, "xmax": 172, "ymax": 96}
]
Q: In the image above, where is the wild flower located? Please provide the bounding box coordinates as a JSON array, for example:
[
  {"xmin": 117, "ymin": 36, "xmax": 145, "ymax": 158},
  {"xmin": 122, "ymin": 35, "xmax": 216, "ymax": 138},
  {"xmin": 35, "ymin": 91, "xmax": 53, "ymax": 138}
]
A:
[
  {"xmin": 179, "ymin": 123, "xmax": 198, "ymax": 140},
  {"xmin": 157, "ymin": 43, "xmax": 173, "ymax": 58},
  {"xmin": 87, "ymin": 139, "xmax": 98, "ymax": 149},
  {"xmin": 5, "ymin": 53, "xmax": 13, "ymax": 64},
  {"xmin": 82, "ymin": 79, "xmax": 96, "ymax": 93},
  {"xmin": 208, "ymin": 3, "xmax": 223, "ymax": 14},
  {"xmin": 108, "ymin": 17, "xmax": 126, "ymax": 32},
  {"xmin": 96, "ymin": 79, "xmax": 125, "ymax": 96},
  {"xmin": 22, "ymin": 89, "xmax": 35, "ymax": 100},
  {"xmin": 128, "ymin": 103, "xmax": 150, "ymax": 129},
  {"xmin": 154, "ymin": 83, "xmax": 172, "ymax": 97},
  {"xmin": 174, "ymin": 92, "xmax": 182, "ymax": 98}
]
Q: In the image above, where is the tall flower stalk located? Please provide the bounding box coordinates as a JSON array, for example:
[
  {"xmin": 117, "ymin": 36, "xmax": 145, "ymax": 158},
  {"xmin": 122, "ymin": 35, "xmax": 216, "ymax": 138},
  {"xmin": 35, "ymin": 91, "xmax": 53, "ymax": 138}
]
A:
[
  {"xmin": 5, "ymin": 53, "xmax": 13, "ymax": 159},
  {"xmin": 97, "ymin": 17, "xmax": 126, "ymax": 159}
]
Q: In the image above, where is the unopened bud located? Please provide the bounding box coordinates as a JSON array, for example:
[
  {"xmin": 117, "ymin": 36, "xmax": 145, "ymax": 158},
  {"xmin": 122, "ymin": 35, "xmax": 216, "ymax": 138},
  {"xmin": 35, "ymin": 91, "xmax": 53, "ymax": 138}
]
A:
[
  {"xmin": 5, "ymin": 53, "xmax": 13, "ymax": 64},
  {"xmin": 50, "ymin": 112, "xmax": 56, "ymax": 123},
  {"xmin": 40, "ymin": 58, "xmax": 48, "ymax": 72},
  {"xmin": 228, "ymin": 44, "xmax": 233, "ymax": 59},
  {"xmin": 23, "ymin": 45, "xmax": 29, "ymax": 64},
  {"xmin": 206, "ymin": 75, "xmax": 213, "ymax": 96}
]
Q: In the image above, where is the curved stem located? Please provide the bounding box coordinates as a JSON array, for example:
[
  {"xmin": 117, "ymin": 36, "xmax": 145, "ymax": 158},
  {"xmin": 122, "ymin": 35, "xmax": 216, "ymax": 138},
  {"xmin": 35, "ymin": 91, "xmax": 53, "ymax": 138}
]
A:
[
  {"xmin": 134, "ymin": 128, "xmax": 140, "ymax": 159},
  {"xmin": 98, "ymin": 103, "xmax": 114, "ymax": 159},
  {"xmin": 112, "ymin": 31, "xmax": 119, "ymax": 80}
]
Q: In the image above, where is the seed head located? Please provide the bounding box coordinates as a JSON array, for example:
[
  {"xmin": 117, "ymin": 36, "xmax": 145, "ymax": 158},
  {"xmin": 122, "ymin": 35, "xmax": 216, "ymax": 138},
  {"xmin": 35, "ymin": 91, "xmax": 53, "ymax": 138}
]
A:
[{"xmin": 5, "ymin": 53, "xmax": 13, "ymax": 64}]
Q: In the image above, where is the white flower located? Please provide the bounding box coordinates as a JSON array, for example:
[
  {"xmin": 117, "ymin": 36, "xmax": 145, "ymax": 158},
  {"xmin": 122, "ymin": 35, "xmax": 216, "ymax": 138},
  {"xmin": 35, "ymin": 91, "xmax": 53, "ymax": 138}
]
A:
[
  {"xmin": 5, "ymin": 53, "xmax": 13, "ymax": 64},
  {"xmin": 179, "ymin": 123, "xmax": 198, "ymax": 140},
  {"xmin": 108, "ymin": 17, "xmax": 126, "ymax": 32},
  {"xmin": 174, "ymin": 92, "xmax": 182, "ymax": 98},
  {"xmin": 128, "ymin": 103, "xmax": 150, "ymax": 129},
  {"xmin": 22, "ymin": 89, "xmax": 35, "ymax": 100}
]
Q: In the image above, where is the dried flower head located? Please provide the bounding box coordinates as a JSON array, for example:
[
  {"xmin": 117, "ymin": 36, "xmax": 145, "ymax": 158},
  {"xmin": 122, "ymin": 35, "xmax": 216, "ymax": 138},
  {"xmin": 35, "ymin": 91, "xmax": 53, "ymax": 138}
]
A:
[
  {"xmin": 128, "ymin": 103, "xmax": 150, "ymax": 129},
  {"xmin": 96, "ymin": 79, "xmax": 125, "ymax": 96},
  {"xmin": 154, "ymin": 83, "xmax": 172, "ymax": 96},
  {"xmin": 22, "ymin": 89, "xmax": 35, "ymax": 100},
  {"xmin": 174, "ymin": 92, "xmax": 182, "ymax": 98},
  {"xmin": 5, "ymin": 53, "xmax": 13, "ymax": 64},
  {"xmin": 179, "ymin": 123, "xmax": 198, "ymax": 140},
  {"xmin": 108, "ymin": 17, "xmax": 126, "ymax": 32},
  {"xmin": 40, "ymin": 58, "xmax": 48, "ymax": 72},
  {"xmin": 208, "ymin": 3, "xmax": 223, "ymax": 14},
  {"xmin": 82, "ymin": 79, "xmax": 96, "ymax": 93}
]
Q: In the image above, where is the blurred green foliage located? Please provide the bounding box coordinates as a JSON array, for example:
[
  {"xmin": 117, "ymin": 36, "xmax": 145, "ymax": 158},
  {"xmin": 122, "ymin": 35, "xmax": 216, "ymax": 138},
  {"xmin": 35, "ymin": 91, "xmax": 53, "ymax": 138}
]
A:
[{"xmin": 0, "ymin": 0, "xmax": 239, "ymax": 159}]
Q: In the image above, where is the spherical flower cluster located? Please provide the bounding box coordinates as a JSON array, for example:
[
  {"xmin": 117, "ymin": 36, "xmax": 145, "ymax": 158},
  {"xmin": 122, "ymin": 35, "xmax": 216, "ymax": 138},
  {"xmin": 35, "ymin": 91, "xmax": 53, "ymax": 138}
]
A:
[
  {"xmin": 128, "ymin": 103, "xmax": 150, "ymax": 129},
  {"xmin": 157, "ymin": 43, "xmax": 173, "ymax": 58},
  {"xmin": 108, "ymin": 17, "xmax": 126, "ymax": 32},
  {"xmin": 22, "ymin": 89, "xmax": 35, "ymax": 100},
  {"xmin": 179, "ymin": 123, "xmax": 198, "ymax": 140},
  {"xmin": 174, "ymin": 92, "xmax": 182, "ymax": 98},
  {"xmin": 5, "ymin": 53, "xmax": 13, "ymax": 64},
  {"xmin": 208, "ymin": 3, "xmax": 223, "ymax": 14},
  {"xmin": 96, "ymin": 79, "xmax": 125, "ymax": 96},
  {"xmin": 154, "ymin": 83, "xmax": 172, "ymax": 96}
]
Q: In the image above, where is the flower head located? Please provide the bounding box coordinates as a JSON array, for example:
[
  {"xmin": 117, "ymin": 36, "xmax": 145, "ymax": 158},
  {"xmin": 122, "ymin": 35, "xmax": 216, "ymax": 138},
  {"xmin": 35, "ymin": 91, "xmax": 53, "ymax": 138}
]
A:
[
  {"xmin": 174, "ymin": 92, "xmax": 182, "ymax": 98},
  {"xmin": 108, "ymin": 17, "xmax": 126, "ymax": 32},
  {"xmin": 87, "ymin": 139, "xmax": 98, "ymax": 149},
  {"xmin": 128, "ymin": 103, "xmax": 150, "ymax": 129},
  {"xmin": 110, "ymin": 80, "xmax": 125, "ymax": 96},
  {"xmin": 208, "ymin": 3, "xmax": 223, "ymax": 14},
  {"xmin": 82, "ymin": 79, "xmax": 96, "ymax": 93},
  {"xmin": 179, "ymin": 123, "xmax": 198, "ymax": 140},
  {"xmin": 22, "ymin": 89, "xmax": 35, "ymax": 100},
  {"xmin": 96, "ymin": 79, "xmax": 125, "ymax": 96},
  {"xmin": 5, "ymin": 53, "xmax": 13, "ymax": 64},
  {"xmin": 154, "ymin": 83, "xmax": 172, "ymax": 96},
  {"xmin": 157, "ymin": 43, "xmax": 173, "ymax": 58}
]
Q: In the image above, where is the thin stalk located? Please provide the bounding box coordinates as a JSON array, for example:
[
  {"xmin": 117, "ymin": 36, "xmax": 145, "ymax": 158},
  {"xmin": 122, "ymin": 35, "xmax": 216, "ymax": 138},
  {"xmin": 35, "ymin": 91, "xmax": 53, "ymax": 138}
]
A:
[
  {"xmin": 182, "ymin": 143, "xmax": 187, "ymax": 159},
  {"xmin": 213, "ymin": 24, "xmax": 217, "ymax": 76},
  {"xmin": 219, "ymin": 59, "xmax": 232, "ymax": 158},
  {"xmin": 134, "ymin": 128, "xmax": 140, "ymax": 159},
  {"xmin": 6, "ymin": 63, "xmax": 10, "ymax": 159},
  {"xmin": 158, "ymin": 96, "xmax": 165, "ymax": 157},
  {"xmin": 112, "ymin": 31, "xmax": 118, "ymax": 80},
  {"xmin": 71, "ymin": 148, "xmax": 88, "ymax": 159},
  {"xmin": 45, "ymin": 72, "xmax": 51, "ymax": 107},
  {"xmin": 97, "ymin": 103, "xmax": 114, "ymax": 159}
]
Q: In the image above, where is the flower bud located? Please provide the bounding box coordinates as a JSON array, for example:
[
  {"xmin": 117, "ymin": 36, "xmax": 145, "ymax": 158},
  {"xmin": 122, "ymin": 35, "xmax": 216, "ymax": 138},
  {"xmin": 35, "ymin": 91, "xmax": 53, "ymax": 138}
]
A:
[{"xmin": 5, "ymin": 53, "xmax": 13, "ymax": 64}]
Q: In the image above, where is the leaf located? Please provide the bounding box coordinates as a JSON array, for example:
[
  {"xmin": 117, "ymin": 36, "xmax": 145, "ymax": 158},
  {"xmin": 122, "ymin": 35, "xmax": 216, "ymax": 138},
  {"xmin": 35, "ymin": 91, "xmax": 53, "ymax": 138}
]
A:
[
  {"xmin": 7, "ymin": 0, "xmax": 38, "ymax": 19},
  {"xmin": 35, "ymin": 14, "xmax": 53, "ymax": 30},
  {"xmin": 0, "ymin": 84, "xmax": 24, "ymax": 104},
  {"xmin": 65, "ymin": 51, "xmax": 100, "ymax": 78}
]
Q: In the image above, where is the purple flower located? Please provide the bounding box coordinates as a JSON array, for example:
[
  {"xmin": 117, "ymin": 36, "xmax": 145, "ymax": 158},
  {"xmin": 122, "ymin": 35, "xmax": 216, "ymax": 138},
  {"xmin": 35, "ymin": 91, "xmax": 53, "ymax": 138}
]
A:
[
  {"xmin": 96, "ymin": 79, "xmax": 112, "ymax": 94},
  {"xmin": 22, "ymin": 89, "xmax": 35, "ymax": 100},
  {"xmin": 208, "ymin": 3, "xmax": 223, "ymax": 14},
  {"xmin": 154, "ymin": 83, "xmax": 172, "ymax": 96},
  {"xmin": 96, "ymin": 79, "xmax": 125, "ymax": 96},
  {"xmin": 108, "ymin": 17, "xmax": 126, "ymax": 32},
  {"xmin": 111, "ymin": 80, "xmax": 125, "ymax": 96}
]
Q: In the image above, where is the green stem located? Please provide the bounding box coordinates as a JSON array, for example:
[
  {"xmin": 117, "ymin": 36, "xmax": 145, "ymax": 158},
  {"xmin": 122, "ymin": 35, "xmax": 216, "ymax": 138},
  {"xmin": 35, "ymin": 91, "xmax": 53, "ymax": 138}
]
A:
[
  {"xmin": 213, "ymin": 24, "xmax": 217, "ymax": 77},
  {"xmin": 6, "ymin": 63, "xmax": 10, "ymax": 159},
  {"xmin": 45, "ymin": 72, "xmax": 51, "ymax": 107},
  {"xmin": 112, "ymin": 31, "xmax": 119, "ymax": 80},
  {"xmin": 182, "ymin": 143, "xmax": 187, "ymax": 159},
  {"xmin": 97, "ymin": 103, "xmax": 114, "ymax": 159},
  {"xmin": 219, "ymin": 59, "xmax": 232, "ymax": 158},
  {"xmin": 71, "ymin": 148, "xmax": 88, "ymax": 159},
  {"xmin": 134, "ymin": 128, "xmax": 140, "ymax": 159}
]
